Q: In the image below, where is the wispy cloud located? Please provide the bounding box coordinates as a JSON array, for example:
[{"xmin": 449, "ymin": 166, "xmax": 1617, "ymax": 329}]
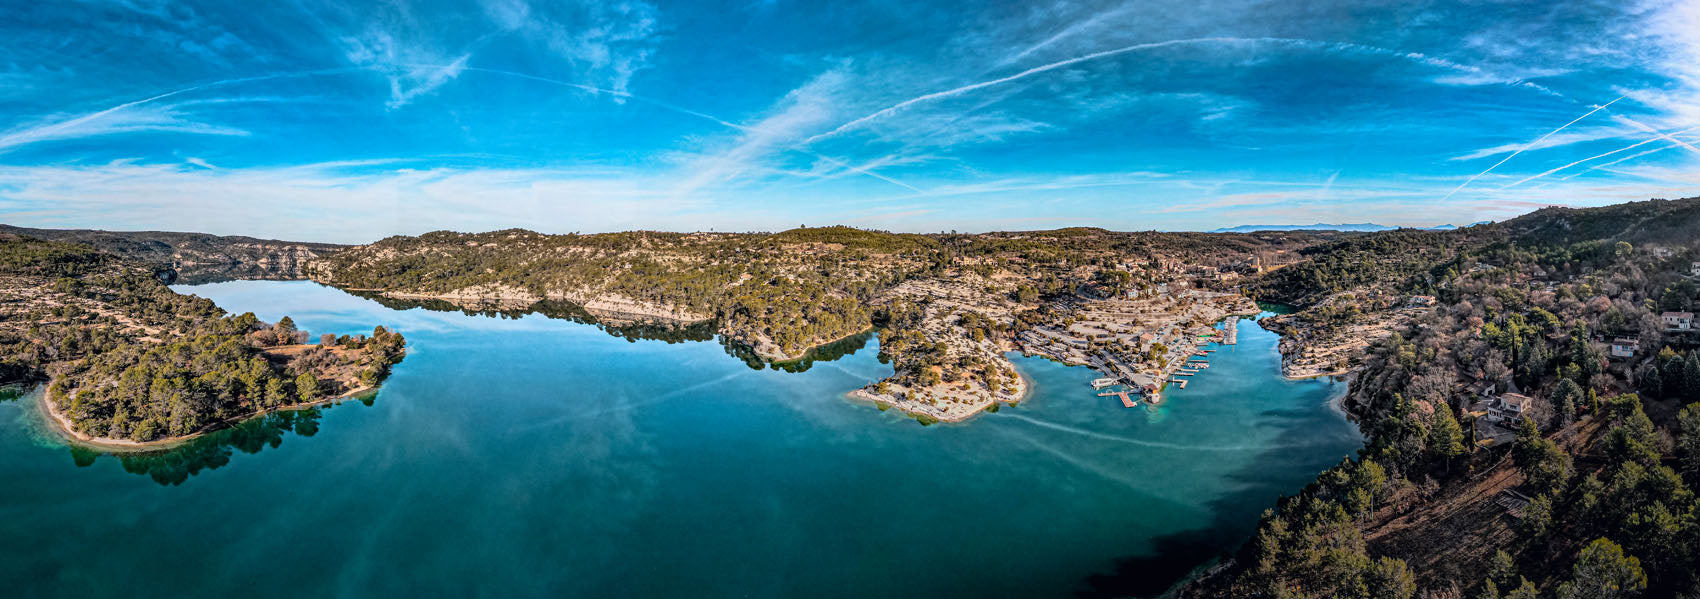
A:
[
  {"xmin": 805, "ymin": 35, "xmax": 1571, "ymax": 146},
  {"xmin": 0, "ymin": 96, "xmax": 248, "ymax": 153},
  {"xmin": 339, "ymin": 23, "xmax": 476, "ymax": 109},
  {"xmin": 995, "ymin": 2, "xmax": 1137, "ymax": 67},
  {"xmin": 0, "ymin": 68, "xmax": 364, "ymax": 154},
  {"xmin": 670, "ymin": 68, "xmax": 922, "ymax": 196},
  {"xmin": 0, "ymin": 161, "xmax": 702, "ymax": 242},
  {"xmin": 1440, "ymin": 96, "xmax": 1623, "ymax": 200},
  {"xmin": 479, "ymin": 0, "xmax": 661, "ymax": 97},
  {"xmin": 1448, "ymin": 127, "xmax": 1633, "ymax": 162},
  {"xmin": 1499, "ymin": 126, "xmax": 1700, "ymax": 189}
]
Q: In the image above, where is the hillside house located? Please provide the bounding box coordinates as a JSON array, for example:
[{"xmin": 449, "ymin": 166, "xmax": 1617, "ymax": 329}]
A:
[
  {"xmin": 1664, "ymin": 311, "xmax": 1695, "ymax": 331},
  {"xmin": 1610, "ymin": 337, "xmax": 1640, "ymax": 359},
  {"xmin": 1489, "ymin": 393, "xmax": 1532, "ymax": 425}
]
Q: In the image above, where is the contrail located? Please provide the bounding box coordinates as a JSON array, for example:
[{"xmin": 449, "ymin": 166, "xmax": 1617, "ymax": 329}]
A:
[
  {"xmin": 1610, "ymin": 114, "xmax": 1700, "ymax": 156},
  {"xmin": 803, "ymin": 37, "xmax": 1260, "ymax": 145},
  {"xmin": 1561, "ymin": 141, "xmax": 1688, "ymax": 180},
  {"xmin": 1497, "ymin": 124, "xmax": 1700, "ymax": 189},
  {"xmin": 807, "ymin": 36, "xmax": 1562, "ymax": 146},
  {"xmin": 0, "ymin": 68, "xmax": 357, "ymax": 151},
  {"xmin": 996, "ymin": 3, "xmax": 1139, "ymax": 67},
  {"xmin": 1440, "ymin": 95, "xmax": 1624, "ymax": 200},
  {"xmin": 448, "ymin": 65, "xmax": 925, "ymax": 193}
]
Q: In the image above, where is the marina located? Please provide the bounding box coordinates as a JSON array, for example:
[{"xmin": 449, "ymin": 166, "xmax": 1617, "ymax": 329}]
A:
[{"xmin": 1081, "ymin": 314, "xmax": 1247, "ymax": 410}]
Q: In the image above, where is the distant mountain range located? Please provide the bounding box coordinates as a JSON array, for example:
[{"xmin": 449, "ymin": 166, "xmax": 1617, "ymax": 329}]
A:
[{"xmin": 1210, "ymin": 221, "xmax": 1492, "ymax": 233}]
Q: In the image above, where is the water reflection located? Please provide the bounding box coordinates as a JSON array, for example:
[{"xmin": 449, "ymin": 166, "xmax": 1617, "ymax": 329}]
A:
[
  {"xmin": 72, "ymin": 396, "xmax": 375, "ymax": 486},
  {"xmin": 350, "ymin": 291, "xmax": 872, "ymax": 373},
  {"xmin": 164, "ymin": 264, "xmax": 314, "ymax": 286},
  {"xmin": 349, "ymin": 292, "xmax": 719, "ymax": 343},
  {"xmin": 723, "ymin": 329, "xmax": 876, "ymax": 373}
]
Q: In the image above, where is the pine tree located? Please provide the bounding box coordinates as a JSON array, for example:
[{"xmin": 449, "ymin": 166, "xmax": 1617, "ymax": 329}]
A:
[
  {"xmin": 1638, "ymin": 363, "xmax": 1663, "ymax": 400},
  {"xmin": 1556, "ymin": 538, "xmax": 1646, "ymax": 599},
  {"xmin": 1679, "ymin": 403, "xmax": 1700, "ymax": 486},
  {"xmin": 1487, "ymin": 549, "xmax": 1517, "ymax": 590},
  {"xmin": 1520, "ymin": 493, "xmax": 1552, "ymax": 540},
  {"xmin": 1430, "ymin": 405, "xmax": 1465, "ymax": 473},
  {"xmin": 295, "ymin": 372, "xmax": 319, "ymax": 403},
  {"xmin": 1505, "ymin": 578, "xmax": 1539, "ymax": 599},
  {"xmin": 1553, "ymin": 378, "xmax": 1582, "ymax": 427},
  {"xmin": 1367, "ymin": 557, "xmax": 1417, "ymax": 599},
  {"xmin": 1684, "ymin": 352, "xmax": 1700, "ymax": 400}
]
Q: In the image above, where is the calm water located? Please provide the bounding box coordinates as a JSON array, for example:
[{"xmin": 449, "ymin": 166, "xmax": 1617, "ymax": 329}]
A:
[{"xmin": 0, "ymin": 281, "xmax": 1359, "ymax": 598}]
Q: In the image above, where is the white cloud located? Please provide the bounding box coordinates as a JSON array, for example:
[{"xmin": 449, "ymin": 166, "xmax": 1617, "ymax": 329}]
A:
[
  {"xmin": 481, "ymin": 0, "xmax": 662, "ymax": 97},
  {"xmin": 338, "ymin": 25, "xmax": 473, "ymax": 109},
  {"xmin": 0, "ymin": 161, "xmax": 704, "ymax": 242},
  {"xmin": 0, "ymin": 102, "xmax": 247, "ymax": 152}
]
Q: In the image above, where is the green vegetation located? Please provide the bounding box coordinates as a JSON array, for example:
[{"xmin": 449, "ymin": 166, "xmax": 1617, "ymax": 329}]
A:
[
  {"xmin": 1193, "ymin": 197, "xmax": 1700, "ymax": 598},
  {"xmin": 311, "ymin": 226, "xmax": 1327, "ymax": 362},
  {"xmin": 0, "ymin": 234, "xmax": 405, "ymax": 443}
]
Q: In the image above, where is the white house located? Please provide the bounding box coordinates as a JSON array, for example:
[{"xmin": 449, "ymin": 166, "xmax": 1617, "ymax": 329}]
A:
[
  {"xmin": 1610, "ymin": 337, "xmax": 1639, "ymax": 359},
  {"xmin": 1490, "ymin": 393, "xmax": 1532, "ymax": 425},
  {"xmin": 1692, "ymin": 261, "xmax": 1700, "ymax": 276},
  {"xmin": 1664, "ymin": 311, "xmax": 1695, "ymax": 331}
]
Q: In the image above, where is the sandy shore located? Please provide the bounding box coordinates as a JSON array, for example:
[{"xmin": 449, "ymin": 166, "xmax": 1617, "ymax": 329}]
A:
[{"xmin": 36, "ymin": 380, "xmax": 379, "ymax": 453}]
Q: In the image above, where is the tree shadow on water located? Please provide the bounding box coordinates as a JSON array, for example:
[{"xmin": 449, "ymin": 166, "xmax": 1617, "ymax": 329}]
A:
[
  {"xmin": 70, "ymin": 396, "xmax": 378, "ymax": 487},
  {"xmin": 1074, "ymin": 416, "xmax": 1361, "ymax": 598}
]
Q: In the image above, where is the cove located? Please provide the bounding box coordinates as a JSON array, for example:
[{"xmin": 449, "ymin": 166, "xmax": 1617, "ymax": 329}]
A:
[{"xmin": 0, "ymin": 280, "xmax": 1360, "ymax": 598}]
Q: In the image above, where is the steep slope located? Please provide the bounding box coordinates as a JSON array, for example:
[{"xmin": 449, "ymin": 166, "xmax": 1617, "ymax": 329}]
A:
[{"xmin": 1186, "ymin": 196, "xmax": 1700, "ymax": 598}]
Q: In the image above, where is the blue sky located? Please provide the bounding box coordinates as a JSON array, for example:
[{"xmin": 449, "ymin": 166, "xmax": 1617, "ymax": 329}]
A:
[{"xmin": 2, "ymin": 0, "xmax": 1698, "ymax": 242}]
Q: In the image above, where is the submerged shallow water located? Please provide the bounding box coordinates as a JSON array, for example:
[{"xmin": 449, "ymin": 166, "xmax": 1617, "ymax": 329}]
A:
[{"xmin": 0, "ymin": 281, "xmax": 1359, "ymax": 597}]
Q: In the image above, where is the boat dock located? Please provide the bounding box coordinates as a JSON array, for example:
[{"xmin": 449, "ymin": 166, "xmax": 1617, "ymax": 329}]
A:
[
  {"xmin": 1097, "ymin": 389, "xmax": 1138, "ymax": 408},
  {"xmin": 1222, "ymin": 316, "xmax": 1239, "ymax": 345}
]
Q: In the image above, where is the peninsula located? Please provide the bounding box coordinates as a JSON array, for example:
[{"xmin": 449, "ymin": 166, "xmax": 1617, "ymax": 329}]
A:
[{"xmin": 0, "ymin": 234, "xmax": 405, "ymax": 448}]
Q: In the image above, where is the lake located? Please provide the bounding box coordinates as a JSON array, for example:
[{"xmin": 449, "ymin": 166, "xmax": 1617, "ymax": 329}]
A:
[{"xmin": 0, "ymin": 280, "xmax": 1360, "ymax": 598}]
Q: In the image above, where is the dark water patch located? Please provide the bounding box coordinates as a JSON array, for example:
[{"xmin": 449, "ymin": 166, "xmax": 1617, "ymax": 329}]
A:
[
  {"xmin": 69, "ymin": 400, "xmax": 374, "ymax": 486},
  {"xmin": 1255, "ymin": 301, "xmax": 1298, "ymax": 315}
]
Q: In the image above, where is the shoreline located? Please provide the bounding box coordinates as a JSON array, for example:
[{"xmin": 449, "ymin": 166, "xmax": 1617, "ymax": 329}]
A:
[
  {"xmin": 35, "ymin": 378, "xmax": 381, "ymax": 453},
  {"xmin": 350, "ymin": 287, "xmax": 714, "ymax": 326},
  {"xmin": 764, "ymin": 326, "xmax": 876, "ymax": 365},
  {"xmin": 343, "ymin": 285, "xmax": 863, "ymax": 363},
  {"xmin": 846, "ymin": 348, "xmax": 1035, "ymax": 424}
]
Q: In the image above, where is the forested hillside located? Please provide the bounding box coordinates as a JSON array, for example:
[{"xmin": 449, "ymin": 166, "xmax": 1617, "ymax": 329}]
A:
[
  {"xmin": 0, "ymin": 234, "xmax": 404, "ymax": 443},
  {"xmin": 308, "ymin": 225, "xmax": 1330, "ymax": 362},
  {"xmin": 1189, "ymin": 197, "xmax": 1700, "ymax": 598},
  {"xmin": 0, "ymin": 224, "xmax": 344, "ymax": 284}
]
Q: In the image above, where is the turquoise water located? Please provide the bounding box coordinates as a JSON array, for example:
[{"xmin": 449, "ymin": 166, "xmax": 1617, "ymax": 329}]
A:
[{"xmin": 0, "ymin": 281, "xmax": 1360, "ymax": 597}]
